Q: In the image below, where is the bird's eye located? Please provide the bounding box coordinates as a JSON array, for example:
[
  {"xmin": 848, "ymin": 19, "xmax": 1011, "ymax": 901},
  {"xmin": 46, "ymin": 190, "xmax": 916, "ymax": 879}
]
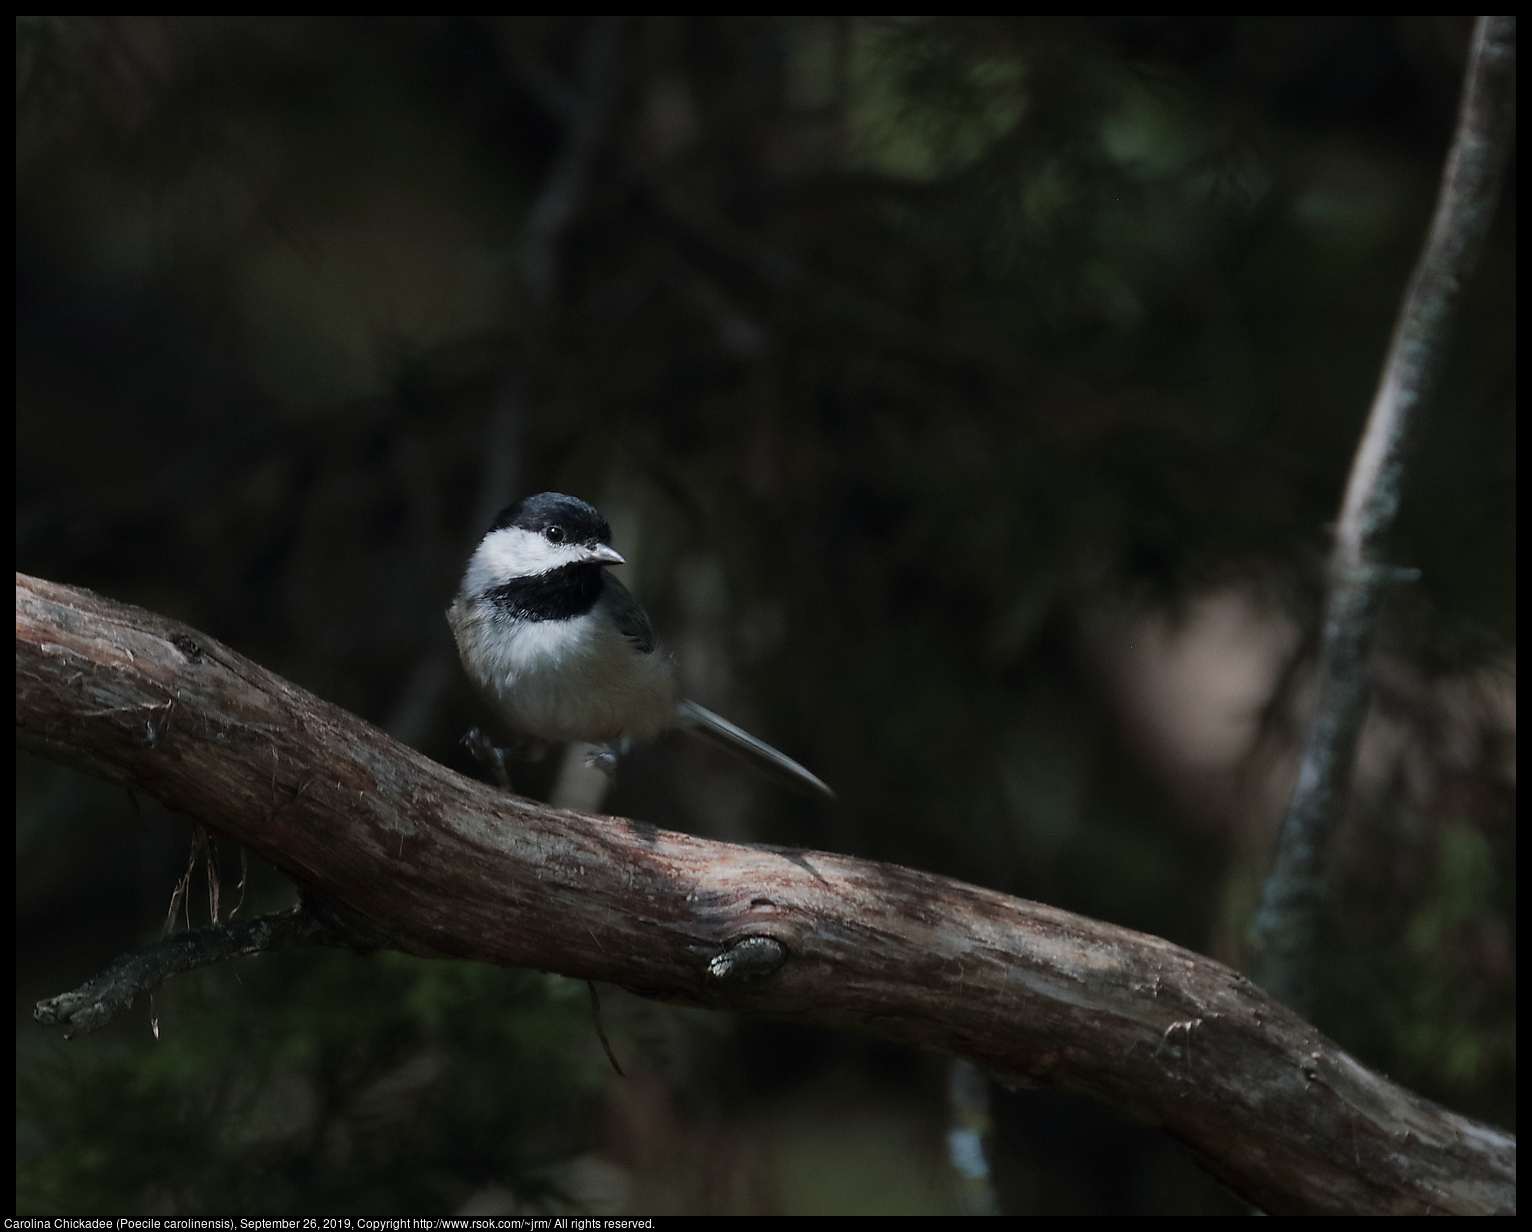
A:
[{"xmin": 545, "ymin": 526, "xmax": 566, "ymax": 543}]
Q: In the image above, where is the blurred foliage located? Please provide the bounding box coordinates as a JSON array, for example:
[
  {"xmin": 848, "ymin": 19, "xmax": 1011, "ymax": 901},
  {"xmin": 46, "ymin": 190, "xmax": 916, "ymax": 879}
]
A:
[
  {"xmin": 1317, "ymin": 670, "xmax": 1517, "ymax": 1124},
  {"xmin": 19, "ymin": 952, "xmax": 606, "ymax": 1215},
  {"xmin": 16, "ymin": 15, "xmax": 1513, "ymax": 1213}
]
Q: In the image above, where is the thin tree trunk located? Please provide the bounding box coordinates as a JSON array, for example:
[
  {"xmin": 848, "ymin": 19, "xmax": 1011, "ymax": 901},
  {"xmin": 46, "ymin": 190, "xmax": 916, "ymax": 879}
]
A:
[{"xmin": 1247, "ymin": 15, "xmax": 1517, "ymax": 1010}]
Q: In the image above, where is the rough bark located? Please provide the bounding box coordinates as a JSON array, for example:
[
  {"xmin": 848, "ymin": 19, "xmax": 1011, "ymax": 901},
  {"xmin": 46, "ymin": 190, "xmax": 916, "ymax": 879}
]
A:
[{"xmin": 15, "ymin": 572, "xmax": 1515, "ymax": 1215}]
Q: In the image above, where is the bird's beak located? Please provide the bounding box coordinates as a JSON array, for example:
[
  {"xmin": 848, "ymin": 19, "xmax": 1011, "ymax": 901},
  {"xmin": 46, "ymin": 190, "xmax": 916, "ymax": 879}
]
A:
[{"xmin": 585, "ymin": 543, "xmax": 626, "ymax": 567}]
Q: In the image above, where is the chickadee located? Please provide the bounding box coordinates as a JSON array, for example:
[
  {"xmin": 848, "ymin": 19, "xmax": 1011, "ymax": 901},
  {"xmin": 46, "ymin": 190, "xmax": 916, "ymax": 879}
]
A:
[{"xmin": 447, "ymin": 492, "xmax": 834, "ymax": 798}]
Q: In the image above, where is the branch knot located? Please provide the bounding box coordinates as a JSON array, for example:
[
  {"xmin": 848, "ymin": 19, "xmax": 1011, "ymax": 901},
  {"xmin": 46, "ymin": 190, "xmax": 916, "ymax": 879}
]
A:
[{"xmin": 706, "ymin": 935, "xmax": 787, "ymax": 981}]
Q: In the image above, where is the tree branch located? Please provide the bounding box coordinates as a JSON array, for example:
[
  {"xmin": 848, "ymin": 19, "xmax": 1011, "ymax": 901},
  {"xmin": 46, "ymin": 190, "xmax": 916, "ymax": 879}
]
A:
[
  {"xmin": 15, "ymin": 572, "xmax": 1514, "ymax": 1215},
  {"xmin": 33, "ymin": 900, "xmax": 367, "ymax": 1039},
  {"xmin": 1247, "ymin": 16, "xmax": 1517, "ymax": 1010}
]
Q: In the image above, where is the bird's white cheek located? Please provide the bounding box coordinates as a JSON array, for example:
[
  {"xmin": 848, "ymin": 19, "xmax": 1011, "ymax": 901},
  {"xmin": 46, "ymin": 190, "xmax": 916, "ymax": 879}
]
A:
[{"xmin": 464, "ymin": 528, "xmax": 588, "ymax": 591}]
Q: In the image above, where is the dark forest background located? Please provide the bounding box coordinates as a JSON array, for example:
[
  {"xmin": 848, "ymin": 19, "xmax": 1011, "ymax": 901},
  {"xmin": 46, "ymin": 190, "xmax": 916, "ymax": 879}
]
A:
[{"xmin": 16, "ymin": 16, "xmax": 1514, "ymax": 1215}]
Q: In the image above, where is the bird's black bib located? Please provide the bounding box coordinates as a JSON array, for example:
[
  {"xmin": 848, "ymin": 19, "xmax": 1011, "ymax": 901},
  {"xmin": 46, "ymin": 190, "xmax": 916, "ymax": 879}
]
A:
[{"xmin": 486, "ymin": 564, "xmax": 605, "ymax": 623}]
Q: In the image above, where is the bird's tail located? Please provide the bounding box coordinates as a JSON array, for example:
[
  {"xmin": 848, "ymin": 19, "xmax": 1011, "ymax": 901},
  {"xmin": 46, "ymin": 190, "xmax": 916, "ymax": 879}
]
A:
[{"xmin": 675, "ymin": 699, "xmax": 835, "ymax": 799}]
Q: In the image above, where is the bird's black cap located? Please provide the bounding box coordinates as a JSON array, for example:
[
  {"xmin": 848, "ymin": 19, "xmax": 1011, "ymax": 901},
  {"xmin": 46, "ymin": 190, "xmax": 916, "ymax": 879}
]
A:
[{"xmin": 488, "ymin": 492, "xmax": 613, "ymax": 544}]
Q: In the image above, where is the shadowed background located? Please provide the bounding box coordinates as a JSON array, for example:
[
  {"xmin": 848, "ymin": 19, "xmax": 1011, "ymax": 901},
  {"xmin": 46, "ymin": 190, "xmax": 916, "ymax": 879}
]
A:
[{"xmin": 16, "ymin": 16, "xmax": 1514, "ymax": 1215}]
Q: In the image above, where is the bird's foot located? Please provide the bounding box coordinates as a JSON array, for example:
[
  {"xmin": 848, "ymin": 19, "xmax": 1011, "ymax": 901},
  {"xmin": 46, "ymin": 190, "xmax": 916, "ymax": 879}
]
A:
[
  {"xmin": 583, "ymin": 743, "xmax": 623, "ymax": 778},
  {"xmin": 461, "ymin": 727, "xmax": 514, "ymax": 792}
]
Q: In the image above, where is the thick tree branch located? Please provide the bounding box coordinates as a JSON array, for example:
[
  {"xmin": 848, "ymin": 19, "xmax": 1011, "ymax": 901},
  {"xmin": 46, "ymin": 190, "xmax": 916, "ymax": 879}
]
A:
[
  {"xmin": 1248, "ymin": 16, "xmax": 1517, "ymax": 1009},
  {"xmin": 15, "ymin": 573, "xmax": 1514, "ymax": 1215}
]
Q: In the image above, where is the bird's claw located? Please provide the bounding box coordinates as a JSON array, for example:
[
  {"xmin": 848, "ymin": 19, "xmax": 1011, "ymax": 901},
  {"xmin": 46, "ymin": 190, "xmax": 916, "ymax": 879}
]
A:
[
  {"xmin": 461, "ymin": 727, "xmax": 514, "ymax": 792},
  {"xmin": 584, "ymin": 745, "xmax": 621, "ymax": 778}
]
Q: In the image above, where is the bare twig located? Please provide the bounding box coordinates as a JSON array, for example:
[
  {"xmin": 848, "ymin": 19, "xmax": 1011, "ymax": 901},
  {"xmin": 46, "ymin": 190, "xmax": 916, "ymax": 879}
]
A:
[
  {"xmin": 586, "ymin": 981, "xmax": 626, "ymax": 1078},
  {"xmin": 1247, "ymin": 16, "xmax": 1517, "ymax": 1011},
  {"xmin": 35, "ymin": 901, "xmax": 361, "ymax": 1039},
  {"xmin": 14, "ymin": 572, "xmax": 1516, "ymax": 1214}
]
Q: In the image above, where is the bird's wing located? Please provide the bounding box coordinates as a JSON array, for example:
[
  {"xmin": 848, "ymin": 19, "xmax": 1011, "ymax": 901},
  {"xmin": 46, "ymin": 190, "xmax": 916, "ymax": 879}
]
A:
[
  {"xmin": 601, "ymin": 573, "xmax": 655, "ymax": 653},
  {"xmin": 675, "ymin": 699, "xmax": 835, "ymax": 799}
]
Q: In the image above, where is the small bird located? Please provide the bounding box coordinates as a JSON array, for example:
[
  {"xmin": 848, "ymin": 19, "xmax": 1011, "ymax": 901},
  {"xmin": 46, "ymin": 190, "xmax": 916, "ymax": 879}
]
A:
[{"xmin": 447, "ymin": 492, "xmax": 834, "ymax": 798}]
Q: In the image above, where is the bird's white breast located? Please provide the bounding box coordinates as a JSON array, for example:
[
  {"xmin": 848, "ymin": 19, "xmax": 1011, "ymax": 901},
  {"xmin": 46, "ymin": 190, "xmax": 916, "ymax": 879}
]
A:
[{"xmin": 448, "ymin": 595, "xmax": 677, "ymax": 745}]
